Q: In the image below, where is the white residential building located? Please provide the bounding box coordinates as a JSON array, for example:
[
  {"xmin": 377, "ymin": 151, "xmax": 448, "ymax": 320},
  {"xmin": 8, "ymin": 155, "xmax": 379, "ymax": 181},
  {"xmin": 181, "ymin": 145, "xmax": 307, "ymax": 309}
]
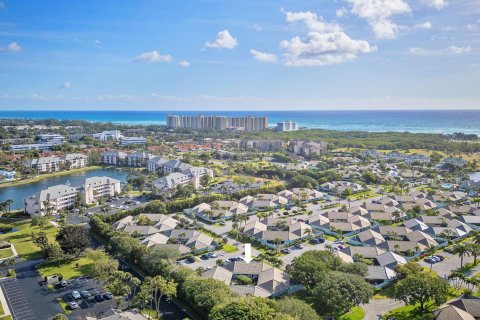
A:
[
  {"xmin": 11, "ymin": 143, "xmax": 55, "ymax": 153},
  {"xmin": 93, "ymin": 130, "xmax": 123, "ymax": 141},
  {"xmin": 120, "ymin": 137, "xmax": 146, "ymax": 146},
  {"xmin": 24, "ymin": 184, "xmax": 79, "ymax": 216},
  {"xmin": 153, "ymin": 166, "xmax": 213, "ymax": 194},
  {"xmin": 147, "ymin": 157, "xmax": 168, "ymax": 172},
  {"xmin": 38, "ymin": 133, "xmax": 66, "ymax": 145},
  {"xmin": 83, "ymin": 176, "xmax": 121, "ymax": 205},
  {"xmin": 276, "ymin": 121, "xmax": 298, "ymax": 132},
  {"xmin": 293, "ymin": 140, "xmax": 328, "ymax": 156},
  {"xmin": 126, "ymin": 152, "xmax": 154, "ymax": 167},
  {"xmin": 24, "ymin": 153, "xmax": 88, "ymax": 173},
  {"xmin": 101, "ymin": 150, "xmax": 127, "ymax": 165}
]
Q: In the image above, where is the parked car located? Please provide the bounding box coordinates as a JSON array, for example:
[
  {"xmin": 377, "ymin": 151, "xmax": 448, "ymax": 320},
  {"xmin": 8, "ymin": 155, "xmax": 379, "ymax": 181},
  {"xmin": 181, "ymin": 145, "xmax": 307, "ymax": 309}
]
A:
[
  {"xmin": 94, "ymin": 294, "xmax": 105, "ymax": 302},
  {"xmin": 295, "ymin": 243, "xmax": 305, "ymax": 249},
  {"xmin": 281, "ymin": 248, "xmax": 291, "ymax": 254},
  {"xmin": 80, "ymin": 290, "xmax": 91, "ymax": 299},
  {"xmin": 310, "ymin": 238, "xmax": 322, "ymax": 245},
  {"xmin": 68, "ymin": 301, "xmax": 79, "ymax": 310},
  {"xmin": 208, "ymin": 252, "xmax": 218, "ymax": 258},
  {"xmin": 71, "ymin": 291, "xmax": 81, "ymax": 300},
  {"xmin": 103, "ymin": 292, "xmax": 113, "ymax": 300},
  {"xmin": 59, "ymin": 280, "xmax": 68, "ymax": 288},
  {"xmin": 186, "ymin": 256, "xmax": 196, "ymax": 263},
  {"xmin": 200, "ymin": 254, "xmax": 210, "ymax": 260}
]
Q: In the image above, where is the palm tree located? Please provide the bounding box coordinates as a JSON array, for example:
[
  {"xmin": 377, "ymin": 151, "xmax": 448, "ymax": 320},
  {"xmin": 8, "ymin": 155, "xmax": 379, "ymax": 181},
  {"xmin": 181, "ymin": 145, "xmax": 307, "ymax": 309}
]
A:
[
  {"xmin": 426, "ymin": 245, "xmax": 437, "ymax": 272},
  {"xmin": 469, "ymin": 243, "xmax": 480, "ymax": 265},
  {"xmin": 4, "ymin": 199, "xmax": 13, "ymax": 214},
  {"xmin": 455, "ymin": 244, "xmax": 470, "ymax": 268}
]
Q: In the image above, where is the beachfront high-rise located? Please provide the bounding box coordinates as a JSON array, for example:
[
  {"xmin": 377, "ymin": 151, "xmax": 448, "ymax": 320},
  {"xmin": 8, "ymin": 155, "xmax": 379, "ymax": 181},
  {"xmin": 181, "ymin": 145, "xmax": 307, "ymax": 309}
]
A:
[{"xmin": 167, "ymin": 114, "xmax": 268, "ymax": 131}]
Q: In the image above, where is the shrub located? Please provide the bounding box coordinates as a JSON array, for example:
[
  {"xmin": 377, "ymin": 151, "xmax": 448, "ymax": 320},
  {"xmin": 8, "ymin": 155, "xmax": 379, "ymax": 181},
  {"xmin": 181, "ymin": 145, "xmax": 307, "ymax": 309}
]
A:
[{"xmin": 235, "ymin": 275, "xmax": 253, "ymax": 285}]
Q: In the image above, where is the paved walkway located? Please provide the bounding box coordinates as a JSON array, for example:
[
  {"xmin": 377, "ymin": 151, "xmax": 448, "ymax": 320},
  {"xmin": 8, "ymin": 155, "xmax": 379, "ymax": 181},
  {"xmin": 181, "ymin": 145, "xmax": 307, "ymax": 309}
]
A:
[
  {"xmin": 362, "ymin": 298, "xmax": 404, "ymax": 320},
  {"xmin": 0, "ymin": 279, "xmax": 12, "ymax": 318}
]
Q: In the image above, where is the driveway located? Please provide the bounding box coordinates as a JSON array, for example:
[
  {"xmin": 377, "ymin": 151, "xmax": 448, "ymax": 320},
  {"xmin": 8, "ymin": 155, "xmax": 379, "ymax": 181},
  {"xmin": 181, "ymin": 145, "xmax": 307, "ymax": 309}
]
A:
[
  {"xmin": 362, "ymin": 298, "xmax": 404, "ymax": 320},
  {"xmin": 279, "ymin": 240, "xmax": 334, "ymax": 266},
  {"xmin": 419, "ymin": 252, "xmax": 475, "ymax": 278},
  {"xmin": 182, "ymin": 242, "xmax": 260, "ymax": 270}
]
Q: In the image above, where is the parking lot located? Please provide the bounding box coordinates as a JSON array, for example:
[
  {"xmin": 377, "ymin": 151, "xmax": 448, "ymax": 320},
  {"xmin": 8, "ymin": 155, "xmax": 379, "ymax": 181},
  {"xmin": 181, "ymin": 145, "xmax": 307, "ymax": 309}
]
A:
[
  {"xmin": 0, "ymin": 259, "xmax": 116, "ymax": 320},
  {"xmin": 1, "ymin": 277, "xmax": 36, "ymax": 320},
  {"xmin": 54, "ymin": 276, "xmax": 116, "ymax": 318}
]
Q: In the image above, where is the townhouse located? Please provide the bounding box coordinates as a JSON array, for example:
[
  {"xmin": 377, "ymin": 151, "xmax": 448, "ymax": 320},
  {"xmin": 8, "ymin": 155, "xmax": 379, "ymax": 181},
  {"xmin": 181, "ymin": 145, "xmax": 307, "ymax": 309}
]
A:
[{"xmin": 203, "ymin": 260, "xmax": 292, "ymax": 298}]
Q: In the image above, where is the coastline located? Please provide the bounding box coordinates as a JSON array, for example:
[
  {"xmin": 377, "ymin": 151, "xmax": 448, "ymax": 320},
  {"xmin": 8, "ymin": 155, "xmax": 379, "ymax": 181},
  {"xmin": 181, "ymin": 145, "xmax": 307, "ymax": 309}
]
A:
[{"xmin": 2, "ymin": 110, "xmax": 480, "ymax": 135}]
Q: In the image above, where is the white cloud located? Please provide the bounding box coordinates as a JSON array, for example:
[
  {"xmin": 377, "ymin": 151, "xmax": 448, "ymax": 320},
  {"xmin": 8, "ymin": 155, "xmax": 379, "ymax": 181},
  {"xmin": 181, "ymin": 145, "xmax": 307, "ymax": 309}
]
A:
[
  {"xmin": 409, "ymin": 47, "xmax": 430, "ymax": 55},
  {"xmin": 135, "ymin": 50, "xmax": 172, "ymax": 63},
  {"xmin": 176, "ymin": 60, "xmax": 191, "ymax": 67},
  {"xmin": 346, "ymin": 0, "xmax": 411, "ymax": 39},
  {"xmin": 60, "ymin": 82, "xmax": 71, "ymax": 89},
  {"xmin": 7, "ymin": 42, "xmax": 21, "ymax": 52},
  {"xmin": 249, "ymin": 49, "xmax": 278, "ymax": 63},
  {"xmin": 204, "ymin": 29, "xmax": 237, "ymax": 49},
  {"xmin": 409, "ymin": 45, "xmax": 472, "ymax": 56},
  {"xmin": 280, "ymin": 10, "xmax": 376, "ymax": 67},
  {"xmin": 421, "ymin": 0, "xmax": 448, "ymax": 10},
  {"xmin": 284, "ymin": 10, "xmax": 341, "ymax": 32},
  {"xmin": 414, "ymin": 22, "xmax": 432, "ymax": 30},
  {"xmin": 336, "ymin": 7, "xmax": 348, "ymax": 18},
  {"xmin": 448, "ymin": 45, "xmax": 472, "ymax": 54}
]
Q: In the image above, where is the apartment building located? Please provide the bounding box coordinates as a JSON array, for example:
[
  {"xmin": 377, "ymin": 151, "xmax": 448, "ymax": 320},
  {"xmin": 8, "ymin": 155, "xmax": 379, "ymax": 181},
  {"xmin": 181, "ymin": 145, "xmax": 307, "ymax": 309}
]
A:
[
  {"xmin": 241, "ymin": 139, "xmax": 286, "ymax": 152},
  {"xmin": 101, "ymin": 150, "xmax": 127, "ymax": 165},
  {"xmin": 126, "ymin": 151, "xmax": 154, "ymax": 167},
  {"xmin": 24, "ymin": 153, "xmax": 89, "ymax": 173},
  {"xmin": 83, "ymin": 176, "xmax": 121, "ymax": 204},
  {"xmin": 120, "ymin": 137, "xmax": 147, "ymax": 146},
  {"xmin": 167, "ymin": 114, "xmax": 268, "ymax": 131},
  {"xmin": 24, "ymin": 184, "xmax": 79, "ymax": 216},
  {"xmin": 93, "ymin": 130, "xmax": 123, "ymax": 141},
  {"xmin": 293, "ymin": 140, "xmax": 328, "ymax": 156},
  {"xmin": 276, "ymin": 121, "xmax": 298, "ymax": 132},
  {"xmin": 153, "ymin": 166, "xmax": 214, "ymax": 194},
  {"xmin": 11, "ymin": 143, "xmax": 55, "ymax": 153},
  {"xmin": 38, "ymin": 133, "xmax": 66, "ymax": 145}
]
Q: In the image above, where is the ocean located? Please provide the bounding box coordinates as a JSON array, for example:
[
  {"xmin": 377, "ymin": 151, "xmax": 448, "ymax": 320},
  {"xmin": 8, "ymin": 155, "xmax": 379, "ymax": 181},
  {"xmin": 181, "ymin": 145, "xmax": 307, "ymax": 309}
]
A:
[{"xmin": 1, "ymin": 110, "xmax": 480, "ymax": 135}]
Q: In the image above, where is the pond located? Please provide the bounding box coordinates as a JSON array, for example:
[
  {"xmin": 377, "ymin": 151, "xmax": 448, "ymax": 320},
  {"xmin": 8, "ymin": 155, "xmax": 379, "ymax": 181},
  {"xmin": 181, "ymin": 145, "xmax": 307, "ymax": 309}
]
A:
[{"xmin": 0, "ymin": 168, "xmax": 131, "ymax": 210}]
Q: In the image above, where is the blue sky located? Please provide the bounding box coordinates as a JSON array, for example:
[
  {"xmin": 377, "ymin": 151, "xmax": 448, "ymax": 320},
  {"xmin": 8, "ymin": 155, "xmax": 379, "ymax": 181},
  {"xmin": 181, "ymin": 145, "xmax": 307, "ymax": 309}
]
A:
[{"xmin": 0, "ymin": 0, "xmax": 479, "ymax": 110}]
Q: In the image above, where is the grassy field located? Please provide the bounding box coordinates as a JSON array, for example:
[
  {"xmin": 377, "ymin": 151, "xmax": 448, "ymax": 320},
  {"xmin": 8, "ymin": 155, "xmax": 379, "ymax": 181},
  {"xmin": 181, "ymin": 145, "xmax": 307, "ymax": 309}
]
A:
[
  {"xmin": 222, "ymin": 244, "xmax": 237, "ymax": 253},
  {"xmin": 347, "ymin": 190, "xmax": 380, "ymax": 201},
  {"xmin": 0, "ymin": 166, "xmax": 105, "ymax": 188},
  {"xmin": 38, "ymin": 257, "xmax": 93, "ymax": 280},
  {"xmin": 339, "ymin": 306, "xmax": 365, "ymax": 320},
  {"xmin": 0, "ymin": 247, "xmax": 14, "ymax": 259},
  {"xmin": 0, "ymin": 220, "xmax": 58, "ymax": 260}
]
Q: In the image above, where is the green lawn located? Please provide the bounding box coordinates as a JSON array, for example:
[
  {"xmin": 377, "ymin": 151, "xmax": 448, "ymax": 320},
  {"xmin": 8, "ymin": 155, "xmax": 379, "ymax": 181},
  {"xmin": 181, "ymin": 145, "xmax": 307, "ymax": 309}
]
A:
[
  {"xmin": 0, "ymin": 220, "xmax": 58, "ymax": 260},
  {"xmin": 0, "ymin": 248, "xmax": 14, "ymax": 259},
  {"xmin": 339, "ymin": 306, "xmax": 365, "ymax": 320},
  {"xmin": 56, "ymin": 297, "xmax": 72, "ymax": 315},
  {"xmin": 0, "ymin": 315, "xmax": 12, "ymax": 320},
  {"xmin": 38, "ymin": 257, "xmax": 93, "ymax": 280},
  {"xmin": 383, "ymin": 304, "xmax": 434, "ymax": 320},
  {"xmin": 222, "ymin": 244, "xmax": 237, "ymax": 253}
]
